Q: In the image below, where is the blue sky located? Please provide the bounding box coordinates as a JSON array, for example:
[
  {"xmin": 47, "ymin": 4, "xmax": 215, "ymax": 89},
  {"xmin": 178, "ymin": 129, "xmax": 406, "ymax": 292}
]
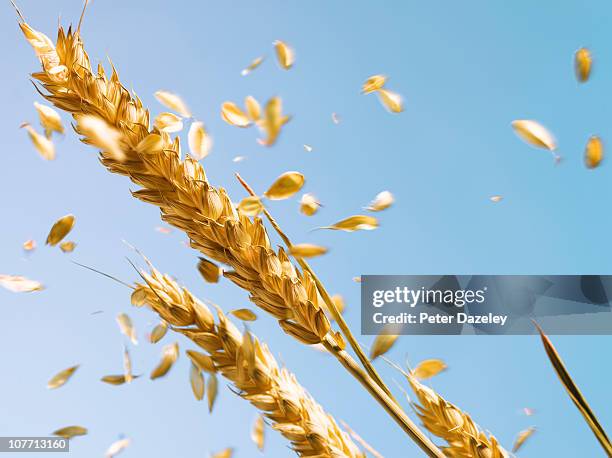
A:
[{"xmin": 1, "ymin": 0, "xmax": 611, "ymax": 456}]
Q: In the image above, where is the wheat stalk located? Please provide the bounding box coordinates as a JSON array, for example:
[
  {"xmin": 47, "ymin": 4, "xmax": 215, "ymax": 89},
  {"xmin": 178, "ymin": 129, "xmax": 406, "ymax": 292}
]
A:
[
  {"xmin": 406, "ymin": 375, "xmax": 508, "ymax": 458},
  {"xmin": 19, "ymin": 19, "xmax": 444, "ymax": 457},
  {"xmin": 132, "ymin": 263, "xmax": 364, "ymax": 458}
]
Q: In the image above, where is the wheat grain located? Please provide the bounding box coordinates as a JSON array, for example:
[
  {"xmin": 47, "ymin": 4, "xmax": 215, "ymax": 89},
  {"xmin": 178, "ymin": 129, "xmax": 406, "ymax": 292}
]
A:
[
  {"xmin": 407, "ymin": 375, "xmax": 508, "ymax": 458},
  {"xmin": 132, "ymin": 263, "xmax": 364, "ymax": 458}
]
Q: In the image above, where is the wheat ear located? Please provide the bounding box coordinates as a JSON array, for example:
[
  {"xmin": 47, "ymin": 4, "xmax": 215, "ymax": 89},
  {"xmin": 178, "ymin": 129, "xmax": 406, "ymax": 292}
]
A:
[
  {"xmin": 131, "ymin": 263, "xmax": 364, "ymax": 458},
  {"xmin": 407, "ymin": 375, "xmax": 508, "ymax": 458},
  {"xmin": 19, "ymin": 21, "xmax": 444, "ymax": 457}
]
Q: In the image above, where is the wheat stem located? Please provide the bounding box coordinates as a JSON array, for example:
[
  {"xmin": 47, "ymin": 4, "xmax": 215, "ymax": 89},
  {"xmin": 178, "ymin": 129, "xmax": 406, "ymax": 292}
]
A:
[{"xmin": 235, "ymin": 172, "xmax": 394, "ymax": 401}]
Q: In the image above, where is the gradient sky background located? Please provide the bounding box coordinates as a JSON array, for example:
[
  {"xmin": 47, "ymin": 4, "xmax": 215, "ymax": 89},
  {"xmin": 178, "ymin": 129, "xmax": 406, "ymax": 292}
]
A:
[{"xmin": 2, "ymin": 0, "xmax": 612, "ymax": 457}]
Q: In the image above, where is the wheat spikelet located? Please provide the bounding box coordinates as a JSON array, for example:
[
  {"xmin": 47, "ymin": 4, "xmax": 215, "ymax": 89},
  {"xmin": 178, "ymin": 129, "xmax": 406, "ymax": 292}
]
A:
[
  {"xmin": 406, "ymin": 375, "xmax": 508, "ymax": 458},
  {"xmin": 131, "ymin": 264, "xmax": 364, "ymax": 458}
]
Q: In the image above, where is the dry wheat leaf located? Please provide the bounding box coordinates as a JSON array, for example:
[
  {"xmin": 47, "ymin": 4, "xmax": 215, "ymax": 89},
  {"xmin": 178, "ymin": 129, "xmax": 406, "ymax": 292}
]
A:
[
  {"xmin": 105, "ymin": 438, "xmax": 130, "ymax": 458},
  {"xmin": 251, "ymin": 415, "xmax": 265, "ymax": 451},
  {"xmin": 274, "ymin": 40, "xmax": 295, "ymax": 69},
  {"xmin": 490, "ymin": 195, "xmax": 503, "ymax": 203},
  {"xmin": 123, "ymin": 347, "xmax": 133, "ymax": 383},
  {"xmin": 289, "ymin": 243, "xmax": 328, "ymax": 259},
  {"xmin": 46, "ymin": 214, "xmax": 75, "ymax": 246},
  {"xmin": 230, "ymin": 308, "xmax": 258, "ymax": 321},
  {"xmin": 0, "ymin": 275, "xmax": 43, "ymax": 293},
  {"xmin": 300, "ymin": 193, "xmax": 320, "ymax": 216},
  {"xmin": 101, "ymin": 375, "xmax": 129, "ymax": 385},
  {"xmin": 150, "ymin": 342, "xmax": 179, "ymax": 380},
  {"xmin": 59, "ymin": 241, "xmax": 76, "ymax": 253},
  {"xmin": 511, "ymin": 120, "xmax": 556, "ymax": 151},
  {"xmin": 188, "ymin": 121, "xmax": 212, "ymax": 160},
  {"xmin": 23, "ymin": 239, "xmax": 36, "ymax": 252},
  {"xmin": 245, "ymin": 96, "xmax": 261, "ymax": 121},
  {"xmin": 362, "ymin": 75, "xmax": 387, "ymax": 94},
  {"xmin": 34, "ymin": 102, "xmax": 63, "ymax": 137},
  {"xmin": 190, "ymin": 363, "xmax": 205, "ymax": 401},
  {"xmin": 257, "ymin": 96, "xmax": 290, "ymax": 146},
  {"xmin": 150, "ymin": 321, "xmax": 168, "ymax": 344},
  {"xmin": 370, "ymin": 333, "xmax": 398, "ymax": 360},
  {"xmin": 512, "ymin": 427, "xmax": 536, "ymax": 453},
  {"xmin": 186, "ymin": 350, "xmax": 216, "ymax": 373},
  {"xmin": 238, "ymin": 196, "xmax": 264, "ymax": 216},
  {"xmin": 154, "ymin": 90, "xmax": 191, "ymax": 118},
  {"xmin": 366, "ymin": 191, "xmax": 394, "ymax": 212},
  {"xmin": 22, "ymin": 123, "xmax": 55, "ymax": 160},
  {"xmin": 221, "ymin": 102, "xmax": 251, "ymax": 127},
  {"xmin": 47, "ymin": 365, "xmax": 79, "ymax": 389},
  {"xmin": 575, "ymin": 48, "xmax": 592, "ymax": 83},
  {"xmin": 264, "ymin": 171, "xmax": 305, "ymax": 200},
  {"xmin": 116, "ymin": 313, "xmax": 138, "ymax": 345},
  {"xmin": 585, "ymin": 135, "xmax": 603, "ymax": 169},
  {"xmin": 76, "ymin": 115, "xmax": 126, "ymax": 161},
  {"xmin": 197, "ymin": 257, "xmax": 221, "ymax": 283},
  {"xmin": 211, "ymin": 448, "xmax": 233, "ymax": 458},
  {"xmin": 321, "ymin": 215, "xmax": 378, "ymax": 232},
  {"xmin": 377, "ymin": 89, "xmax": 404, "ymax": 113},
  {"xmin": 52, "ymin": 426, "xmax": 87, "ymax": 439},
  {"xmin": 207, "ymin": 373, "xmax": 218, "ymax": 412},
  {"xmin": 412, "ymin": 359, "xmax": 447, "ymax": 380},
  {"xmin": 242, "ymin": 56, "xmax": 264, "ymax": 76},
  {"xmin": 153, "ymin": 112, "xmax": 183, "ymax": 133}
]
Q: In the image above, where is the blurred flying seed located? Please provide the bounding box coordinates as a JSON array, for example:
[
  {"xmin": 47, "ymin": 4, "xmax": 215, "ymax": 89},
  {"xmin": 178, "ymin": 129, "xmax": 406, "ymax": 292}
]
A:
[
  {"xmin": 188, "ymin": 121, "xmax": 212, "ymax": 160},
  {"xmin": 377, "ymin": 89, "xmax": 404, "ymax": 113},
  {"xmin": 155, "ymin": 226, "xmax": 172, "ymax": 234},
  {"xmin": 490, "ymin": 195, "xmax": 503, "ymax": 203},
  {"xmin": 154, "ymin": 90, "xmax": 191, "ymax": 118},
  {"xmin": 76, "ymin": 114, "xmax": 125, "ymax": 161},
  {"xmin": 370, "ymin": 333, "xmax": 398, "ymax": 360},
  {"xmin": 366, "ymin": 191, "xmax": 394, "ymax": 211},
  {"xmin": 100, "ymin": 375, "xmax": 128, "ymax": 385},
  {"xmin": 59, "ymin": 241, "xmax": 76, "ymax": 253},
  {"xmin": 22, "ymin": 239, "xmax": 36, "ymax": 251},
  {"xmin": 274, "ymin": 40, "xmax": 295, "ymax": 69},
  {"xmin": 0, "ymin": 275, "xmax": 44, "ymax": 292},
  {"xmin": 523, "ymin": 407, "xmax": 536, "ymax": 416},
  {"xmin": 300, "ymin": 193, "xmax": 320, "ymax": 216},
  {"xmin": 353, "ymin": 276, "xmax": 362, "ymax": 283},
  {"xmin": 331, "ymin": 294, "xmax": 346, "ymax": 315},
  {"xmin": 289, "ymin": 243, "xmax": 328, "ymax": 259},
  {"xmin": 362, "ymin": 74, "xmax": 387, "ymax": 94},
  {"xmin": 412, "ymin": 359, "xmax": 447, "ymax": 380},
  {"xmin": 52, "ymin": 426, "xmax": 87, "ymax": 439},
  {"xmin": 245, "ymin": 96, "xmax": 261, "ymax": 121},
  {"xmin": 186, "ymin": 350, "xmax": 216, "ymax": 373},
  {"xmin": 257, "ymin": 96, "xmax": 290, "ymax": 146},
  {"xmin": 585, "ymin": 135, "xmax": 603, "ymax": 169},
  {"xmin": 47, "ymin": 365, "xmax": 79, "ymax": 389},
  {"xmin": 241, "ymin": 56, "xmax": 264, "ymax": 76},
  {"xmin": 238, "ymin": 196, "xmax": 264, "ymax": 216},
  {"xmin": 264, "ymin": 171, "xmax": 305, "ymax": 200},
  {"xmin": 575, "ymin": 48, "xmax": 592, "ymax": 83},
  {"xmin": 211, "ymin": 448, "xmax": 233, "ymax": 458},
  {"xmin": 21, "ymin": 123, "xmax": 55, "ymax": 160},
  {"xmin": 230, "ymin": 308, "xmax": 258, "ymax": 321},
  {"xmin": 153, "ymin": 112, "xmax": 183, "ymax": 133},
  {"xmin": 34, "ymin": 102, "xmax": 63, "ymax": 137},
  {"xmin": 331, "ymin": 112, "xmax": 341, "ymax": 124},
  {"xmin": 512, "ymin": 427, "xmax": 536, "ymax": 453},
  {"xmin": 46, "ymin": 215, "xmax": 75, "ymax": 246},
  {"xmin": 150, "ymin": 342, "xmax": 179, "ymax": 380},
  {"xmin": 321, "ymin": 215, "xmax": 378, "ymax": 232},
  {"xmin": 190, "ymin": 363, "xmax": 205, "ymax": 401},
  {"xmin": 116, "ymin": 313, "xmax": 138, "ymax": 345},
  {"xmin": 511, "ymin": 120, "xmax": 556, "ymax": 151},
  {"xmin": 251, "ymin": 415, "xmax": 265, "ymax": 451},
  {"xmin": 123, "ymin": 347, "xmax": 133, "ymax": 383},
  {"xmin": 207, "ymin": 373, "xmax": 218, "ymax": 412},
  {"xmin": 303, "ymin": 144, "xmax": 313, "ymax": 152},
  {"xmin": 221, "ymin": 102, "xmax": 251, "ymax": 127},
  {"xmin": 105, "ymin": 438, "xmax": 130, "ymax": 458},
  {"xmin": 149, "ymin": 321, "xmax": 168, "ymax": 343},
  {"xmin": 197, "ymin": 257, "xmax": 221, "ymax": 283},
  {"xmin": 232, "ymin": 155, "xmax": 246, "ymax": 163}
]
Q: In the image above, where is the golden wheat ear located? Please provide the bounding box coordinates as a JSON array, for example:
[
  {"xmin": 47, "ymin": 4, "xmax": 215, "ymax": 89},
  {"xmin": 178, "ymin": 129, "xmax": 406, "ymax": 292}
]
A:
[{"xmin": 535, "ymin": 323, "xmax": 612, "ymax": 456}]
